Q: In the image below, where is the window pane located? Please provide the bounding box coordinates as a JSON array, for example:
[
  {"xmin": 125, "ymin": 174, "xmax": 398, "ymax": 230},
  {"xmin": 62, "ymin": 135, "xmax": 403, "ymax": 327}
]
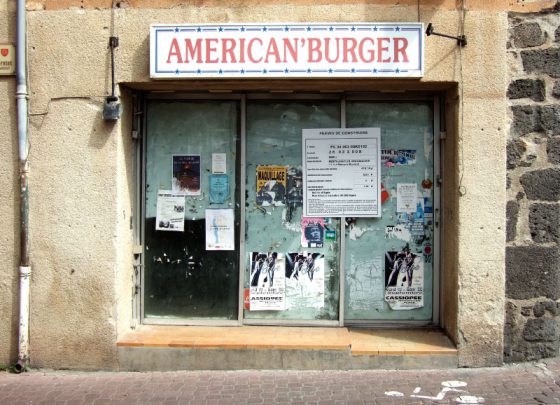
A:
[
  {"xmin": 244, "ymin": 101, "xmax": 341, "ymax": 321},
  {"xmin": 345, "ymin": 102, "xmax": 434, "ymax": 321},
  {"xmin": 144, "ymin": 100, "xmax": 240, "ymax": 320}
]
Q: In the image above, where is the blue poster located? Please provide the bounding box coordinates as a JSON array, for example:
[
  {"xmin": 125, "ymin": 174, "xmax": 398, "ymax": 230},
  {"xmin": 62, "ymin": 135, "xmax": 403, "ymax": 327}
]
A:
[{"xmin": 209, "ymin": 174, "xmax": 230, "ymax": 204}]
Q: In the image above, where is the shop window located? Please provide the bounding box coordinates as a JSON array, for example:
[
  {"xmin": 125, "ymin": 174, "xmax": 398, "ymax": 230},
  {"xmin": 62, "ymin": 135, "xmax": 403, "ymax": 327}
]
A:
[{"xmin": 139, "ymin": 94, "xmax": 439, "ymax": 326}]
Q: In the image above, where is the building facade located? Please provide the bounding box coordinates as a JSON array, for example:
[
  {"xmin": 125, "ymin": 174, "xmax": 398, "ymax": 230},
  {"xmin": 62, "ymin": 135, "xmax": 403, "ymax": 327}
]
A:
[{"xmin": 0, "ymin": 0, "xmax": 558, "ymax": 370}]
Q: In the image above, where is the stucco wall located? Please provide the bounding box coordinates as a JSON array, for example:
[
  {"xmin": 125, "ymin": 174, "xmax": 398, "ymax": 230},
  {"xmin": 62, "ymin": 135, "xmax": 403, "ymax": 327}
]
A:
[
  {"xmin": 0, "ymin": 1, "xmax": 513, "ymax": 368},
  {"xmin": 0, "ymin": 2, "xmax": 18, "ymax": 367}
]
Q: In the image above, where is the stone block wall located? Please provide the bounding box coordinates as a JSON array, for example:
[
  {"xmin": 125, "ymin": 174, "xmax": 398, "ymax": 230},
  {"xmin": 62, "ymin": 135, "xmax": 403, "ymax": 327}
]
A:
[{"xmin": 505, "ymin": 2, "xmax": 560, "ymax": 362}]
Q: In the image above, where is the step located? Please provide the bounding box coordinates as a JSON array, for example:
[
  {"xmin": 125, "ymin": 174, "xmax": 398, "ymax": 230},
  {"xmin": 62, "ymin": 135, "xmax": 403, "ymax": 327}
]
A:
[{"xmin": 117, "ymin": 325, "xmax": 457, "ymax": 370}]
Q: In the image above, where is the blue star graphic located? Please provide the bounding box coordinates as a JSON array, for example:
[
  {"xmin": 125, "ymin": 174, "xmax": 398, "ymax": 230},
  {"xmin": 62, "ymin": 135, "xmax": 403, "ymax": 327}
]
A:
[
  {"xmin": 197, "ymin": 69, "xmax": 202, "ymax": 74},
  {"xmin": 175, "ymin": 69, "xmax": 180, "ymax": 74},
  {"xmin": 197, "ymin": 27, "xmax": 201, "ymax": 32},
  {"xmin": 351, "ymin": 68, "xmax": 355, "ymax": 73},
  {"xmin": 373, "ymin": 26, "xmax": 378, "ymax": 32},
  {"xmin": 284, "ymin": 68, "xmax": 289, "ymax": 74},
  {"xmin": 328, "ymin": 68, "xmax": 333, "ymax": 74},
  {"xmin": 219, "ymin": 69, "xmax": 223, "ymax": 74},
  {"xmin": 240, "ymin": 69, "xmax": 245, "ymax": 74},
  {"xmin": 262, "ymin": 26, "xmax": 267, "ymax": 32},
  {"xmin": 174, "ymin": 27, "xmax": 179, "ymax": 33},
  {"xmin": 240, "ymin": 26, "xmax": 245, "ymax": 32},
  {"xmin": 329, "ymin": 26, "xmax": 334, "ymax": 31},
  {"xmin": 351, "ymin": 26, "xmax": 356, "ymax": 31},
  {"xmin": 284, "ymin": 26, "xmax": 290, "ymax": 32},
  {"xmin": 395, "ymin": 26, "xmax": 400, "ymax": 32},
  {"xmin": 263, "ymin": 69, "xmax": 267, "ymax": 74},
  {"xmin": 395, "ymin": 68, "xmax": 400, "ymax": 73},
  {"xmin": 218, "ymin": 27, "xmax": 223, "ymax": 32},
  {"xmin": 373, "ymin": 68, "xmax": 378, "ymax": 73},
  {"xmin": 307, "ymin": 68, "xmax": 312, "ymax": 74},
  {"xmin": 307, "ymin": 26, "xmax": 312, "ymax": 32}
]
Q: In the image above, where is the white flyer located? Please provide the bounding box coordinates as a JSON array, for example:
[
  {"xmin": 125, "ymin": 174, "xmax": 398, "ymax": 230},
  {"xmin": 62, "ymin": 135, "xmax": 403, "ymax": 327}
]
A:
[
  {"xmin": 397, "ymin": 183, "xmax": 418, "ymax": 213},
  {"xmin": 212, "ymin": 153, "xmax": 227, "ymax": 174},
  {"xmin": 155, "ymin": 191, "xmax": 185, "ymax": 232},
  {"xmin": 205, "ymin": 208, "xmax": 235, "ymax": 250},
  {"xmin": 302, "ymin": 127, "xmax": 381, "ymax": 217}
]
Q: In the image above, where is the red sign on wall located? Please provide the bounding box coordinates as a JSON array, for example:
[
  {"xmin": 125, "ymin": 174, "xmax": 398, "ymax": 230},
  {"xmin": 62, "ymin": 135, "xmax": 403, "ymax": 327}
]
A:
[{"xmin": 0, "ymin": 44, "xmax": 15, "ymax": 76}]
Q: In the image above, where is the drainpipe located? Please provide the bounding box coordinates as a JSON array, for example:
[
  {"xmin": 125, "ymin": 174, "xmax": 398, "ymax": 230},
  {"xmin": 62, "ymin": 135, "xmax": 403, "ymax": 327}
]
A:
[{"xmin": 14, "ymin": 0, "xmax": 30, "ymax": 374}]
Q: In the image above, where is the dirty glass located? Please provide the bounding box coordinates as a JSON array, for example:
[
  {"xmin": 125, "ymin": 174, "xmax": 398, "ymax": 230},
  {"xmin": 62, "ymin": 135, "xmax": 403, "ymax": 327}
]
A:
[
  {"xmin": 244, "ymin": 101, "xmax": 341, "ymax": 321},
  {"xmin": 144, "ymin": 100, "xmax": 240, "ymax": 320},
  {"xmin": 344, "ymin": 102, "xmax": 434, "ymax": 321}
]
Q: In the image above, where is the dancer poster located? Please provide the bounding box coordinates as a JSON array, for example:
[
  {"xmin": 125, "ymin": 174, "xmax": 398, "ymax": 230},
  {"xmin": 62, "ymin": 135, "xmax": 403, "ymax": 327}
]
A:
[
  {"xmin": 249, "ymin": 252, "xmax": 286, "ymax": 311},
  {"xmin": 384, "ymin": 247, "xmax": 424, "ymax": 310}
]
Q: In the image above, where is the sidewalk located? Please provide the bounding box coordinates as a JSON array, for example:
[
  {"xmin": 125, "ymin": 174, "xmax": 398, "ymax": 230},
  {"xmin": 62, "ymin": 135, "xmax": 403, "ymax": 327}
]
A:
[{"xmin": 1, "ymin": 358, "xmax": 559, "ymax": 404}]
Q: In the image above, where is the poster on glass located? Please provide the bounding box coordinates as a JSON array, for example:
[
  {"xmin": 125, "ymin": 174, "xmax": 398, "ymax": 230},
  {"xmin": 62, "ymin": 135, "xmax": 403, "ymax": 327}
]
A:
[{"xmin": 249, "ymin": 252, "xmax": 286, "ymax": 310}]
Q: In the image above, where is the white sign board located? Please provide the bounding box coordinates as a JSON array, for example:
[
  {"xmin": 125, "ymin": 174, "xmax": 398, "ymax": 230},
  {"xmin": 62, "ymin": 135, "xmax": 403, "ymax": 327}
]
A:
[
  {"xmin": 303, "ymin": 128, "xmax": 381, "ymax": 217},
  {"xmin": 151, "ymin": 23, "xmax": 424, "ymax": 78}
]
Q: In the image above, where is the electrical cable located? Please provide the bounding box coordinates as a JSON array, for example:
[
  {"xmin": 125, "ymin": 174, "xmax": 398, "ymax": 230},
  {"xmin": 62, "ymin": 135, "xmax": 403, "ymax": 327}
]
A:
[{"xmin": 458, "ymin": 0, "xmax": 467, "ymax": 196}]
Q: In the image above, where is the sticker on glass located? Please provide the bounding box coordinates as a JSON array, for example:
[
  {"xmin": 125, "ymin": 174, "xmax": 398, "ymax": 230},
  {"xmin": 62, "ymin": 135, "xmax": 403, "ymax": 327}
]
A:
[
  {"xmin": 285, "ymin": 252, "xmax": 325, "ymax": 309},
  {"xmin": 248, "ymin": 252, "xmax": 286, "ymax": 311},
  {"xmin": 256, "ymin": 165, "xmax": 287, "ymax": 207},
  {"xmin": 172, "ymin": 154, "xmax": 201, "ymax": 195},
  {"xmin": 205, "ymin": 208, "xmax": 234, "ymax": 250},
  {"xmin": 301, "ymin": 217, "xmax": 325, "ymax": 248},
  {"xmin": 382, "ymin": 149, "xmax": 416, "ymax": 167},
  {"xmin": 384, "ymin": 246, "xmax": 424, "ymax": 310},
  {"xmin": 155, "ymin": 190, "xmax": 185, "ymax": 232},
  {"xmin": 209, "ymin": 174, "xmax": 230, "ymax": 204}
]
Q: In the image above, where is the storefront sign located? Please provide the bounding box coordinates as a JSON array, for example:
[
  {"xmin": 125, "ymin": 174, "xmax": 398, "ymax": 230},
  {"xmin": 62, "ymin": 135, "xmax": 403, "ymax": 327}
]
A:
[
  {"xmin": 303, "ymin": 128, "xmax": 381, "ymax": 217},
  {"xmin": 150, "ymin": 23, "xmax": 423, "ymax": 78}
]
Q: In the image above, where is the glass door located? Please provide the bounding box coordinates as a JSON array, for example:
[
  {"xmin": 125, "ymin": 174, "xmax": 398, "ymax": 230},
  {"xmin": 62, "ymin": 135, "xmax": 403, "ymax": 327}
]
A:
[
  {"xmin": 343, "ymin": 100, "xmax": 438, "ymax": 323},
  {"xmin": 243, "ymin": 99, "xmax": 342, "ymax": 324}
]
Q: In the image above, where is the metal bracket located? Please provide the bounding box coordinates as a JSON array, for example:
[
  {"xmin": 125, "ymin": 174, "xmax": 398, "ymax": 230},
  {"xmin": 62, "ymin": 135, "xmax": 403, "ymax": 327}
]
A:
[{"xmin": 426, "ymin": 23, "xmax": 467, "ymax": 47}]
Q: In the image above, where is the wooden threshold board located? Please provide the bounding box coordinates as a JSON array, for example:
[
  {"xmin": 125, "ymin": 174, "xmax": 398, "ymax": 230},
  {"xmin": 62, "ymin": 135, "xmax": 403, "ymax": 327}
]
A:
[{"xmin": 118, "ymin": 326, "xmax": 456, "ymax": 356}]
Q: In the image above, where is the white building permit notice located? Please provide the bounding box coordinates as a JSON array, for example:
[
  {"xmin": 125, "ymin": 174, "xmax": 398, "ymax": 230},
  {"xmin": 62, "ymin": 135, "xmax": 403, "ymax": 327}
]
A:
[
  {"xmin": 156, "ymin": 191, "xmax": 185, "ymax": 232},
  {"xmin": 205, "ymin": 208, "xmax": 235, "ymax": 250},
  {"xmin": 303, "ymin": 128, "xmax": 381, "ymax": 217}
]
